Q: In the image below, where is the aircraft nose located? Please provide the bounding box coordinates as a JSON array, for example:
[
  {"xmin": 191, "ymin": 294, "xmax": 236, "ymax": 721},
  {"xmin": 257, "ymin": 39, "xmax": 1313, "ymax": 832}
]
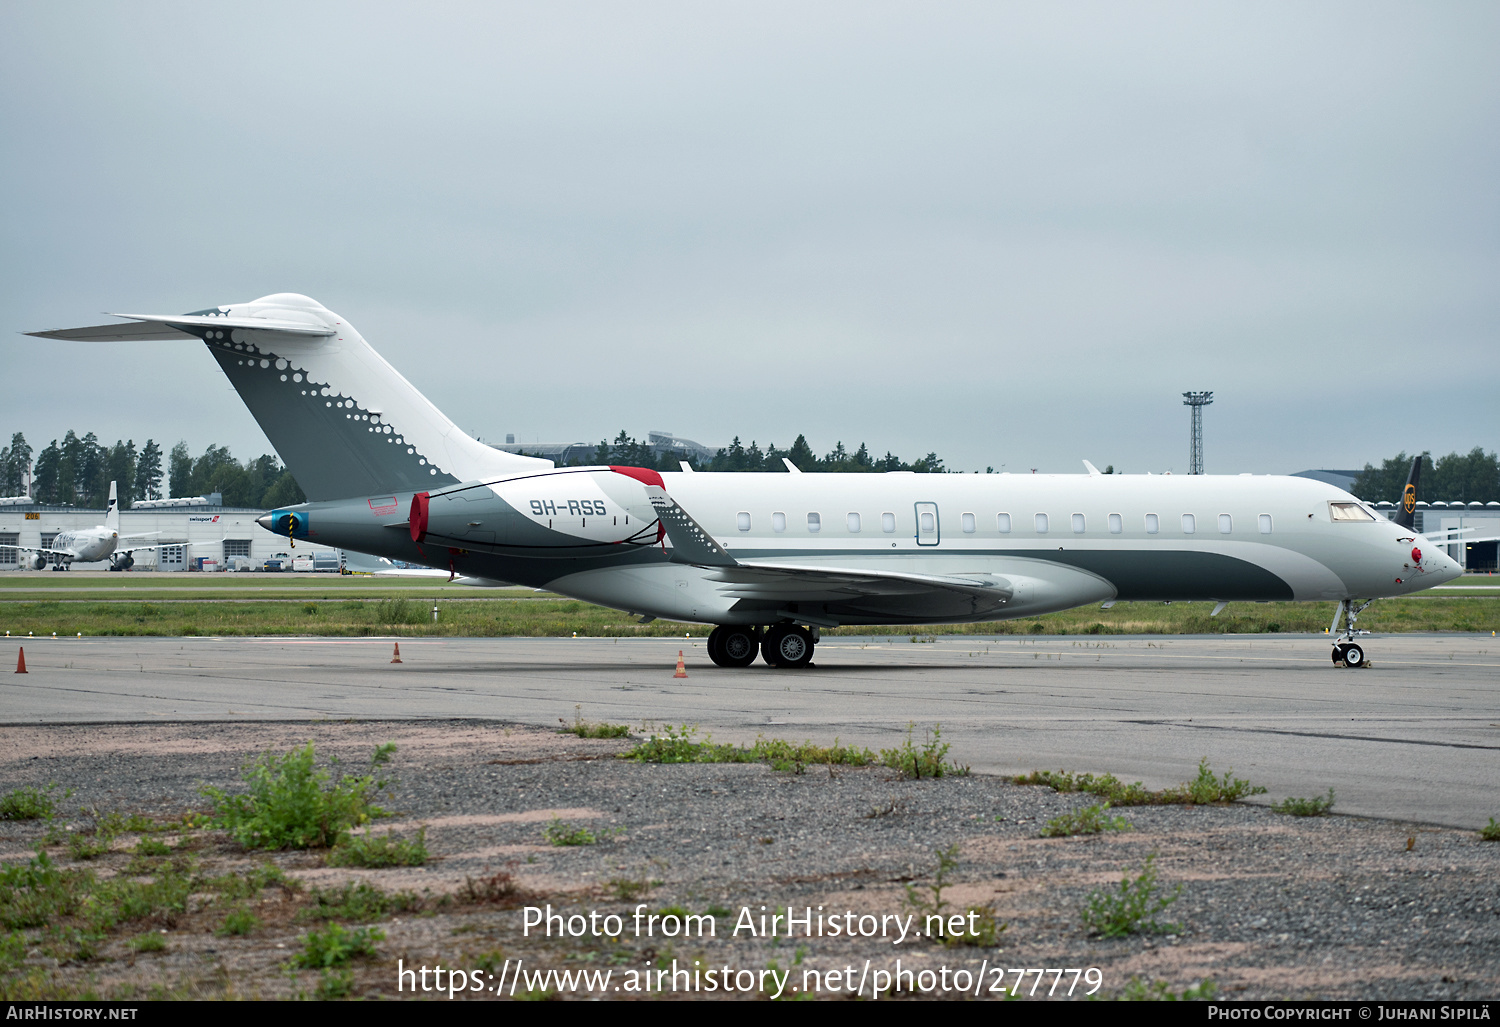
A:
[
  {"xmin": 1433, "ymin": 548, "xmax": 1464, "ymax": 585},
  {"xmin": 256, "ymin": 513, "xmax": 273, "ymax": 531}
]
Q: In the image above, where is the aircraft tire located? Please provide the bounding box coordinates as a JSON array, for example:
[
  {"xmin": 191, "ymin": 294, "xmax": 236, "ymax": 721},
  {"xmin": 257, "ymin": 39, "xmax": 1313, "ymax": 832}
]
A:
[
  {"xmin": 763, "ymin": 624, "xmax": 813, "ymax": 669},
  {"xmin": 1343, "ymin": 643, "xmax": 1365, "ymax": 668},
  {"xmin": 719, "ymin": 628, "xmax": 759, "ymax": 667},
  {"xmin": 1331, "ymin": 643, "xmax": 1347, "ymax": 666},
  {"xmin": 706, "ymin": 627, "xmax": 727, "ymax": 667}
]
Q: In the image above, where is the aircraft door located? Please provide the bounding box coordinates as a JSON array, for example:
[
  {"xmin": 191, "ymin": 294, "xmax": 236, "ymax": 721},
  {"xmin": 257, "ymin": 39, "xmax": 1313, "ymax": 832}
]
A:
[{"xmin": 915, "ymin": 502, "xmax": 940, "ymax": 546}]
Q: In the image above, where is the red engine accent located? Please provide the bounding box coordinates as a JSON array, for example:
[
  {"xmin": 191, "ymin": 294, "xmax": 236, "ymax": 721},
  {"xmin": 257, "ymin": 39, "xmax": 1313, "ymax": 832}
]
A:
[
  {"xmin": 409, "ymin": 492, "xmax": 430, "ymax": 543},
  {"xmin": 1411, "ymin": 547, "xmax": 1422, "ymax": 564},
  {"xmin": 610, "ymin": 465, "xmax": 666, "ymax": 489}
]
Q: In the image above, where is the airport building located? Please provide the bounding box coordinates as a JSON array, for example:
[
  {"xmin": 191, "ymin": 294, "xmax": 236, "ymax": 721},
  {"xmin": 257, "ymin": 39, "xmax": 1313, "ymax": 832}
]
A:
[{"xmin": 0, "ymin": 494, "xmax": 342, "ymax": 572}]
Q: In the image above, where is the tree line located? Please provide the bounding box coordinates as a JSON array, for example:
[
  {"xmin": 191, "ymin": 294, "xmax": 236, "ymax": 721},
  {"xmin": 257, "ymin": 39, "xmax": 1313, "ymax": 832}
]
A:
[
  {"xmin": 561, "ymin": 431, "xmax": 949, "ymax": 473},
  {"xmin": 0, "ymin": 431, "xmax": 305, "ymax": 509},
  {"xmin": 1352, "ymin": 449, "xmax": 1500, "ymax": 504}
]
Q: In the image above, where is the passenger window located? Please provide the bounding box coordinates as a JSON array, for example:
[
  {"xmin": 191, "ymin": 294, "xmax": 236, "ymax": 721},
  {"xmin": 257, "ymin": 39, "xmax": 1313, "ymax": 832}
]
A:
[
  {"xmin": 1218, "ymin": 514, "xmax": 1232, "ymax": 534},
  {"xmin": 1145, "ymin": 513, "xmax": 1159, "ymax": 534},
  {"xmin": 920, "ymin": 511, "xmax": 935, "ymax": 534},
  {"xmin": 1071, "ymin": 513, "xmax": 1085, "ymax": 534},
  {"xmin": 881, "ymin": 512, "xmax": 896, "ymax": 533},
  {"xmin": 1035, "ymin": 513, "xmax": 1049, "ymax": 534},
  {"xmin": 1259, "ymin": 514, "xmax": 1273, "ymax": 534},
  {"xmin": 807, "ymin": 512, "xmax": 821, "ymax": 533},
  {"xmin": 961, "ymin": 512, "xmax": 975, "ymax": 533},
  {"xmin": 772, "ymin": 512, "xmax": 786, "ymax": 533},
  {"xmin": 1108, "ymin": 513, "xmax": 1122, "ymax": 534},
  {"xmin": 1182, "ymin": 513, "xmax": 1196, "ymax": 534},
  {"xmin": 847, "ymin": 512, "xmax": 861, "ymax": 533},
  {"xmin": 997, "ymin": 513, "xmax": 1011, "ymax": 533},
  {"xmin": 737, "ymin": 512, "xmax": 751, "ymax": 532}
]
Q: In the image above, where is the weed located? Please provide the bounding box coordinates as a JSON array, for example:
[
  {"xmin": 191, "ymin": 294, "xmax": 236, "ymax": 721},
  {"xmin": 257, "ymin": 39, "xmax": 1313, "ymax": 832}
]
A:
[
  {"xmin": 299, "ymin": 880, "xmax": 422, "ymax": 922},
  {"xmin": 216, "ymin": 906, "xmax": 261, "ymax": 937},
  {"xmin": 1039, "ymin": 803, "xmax": 1133, "ymax": 838},
  {"xmin": 1082, "ymin": 854, "xmax": 1182, "ymax": 937},
  {"xmin": 903, "ymin": 843, "xmax": 959, "ymax": 922},
  {"xmin": 542, "ymin": 818, "xmax": 597, "ymax": 846},
  {"xmin": 66, "ymin": 832, "xmax": 113, "ymax": 861},
  {"xmin": 201, "ymin": 741, "xmax": 395, "ymax": 850},
  {"xmin": 133, "ymin": 837, "xmax": 170, "ymax": 857},
  {"xmin": 328, "ymin": 827, "xmax": 428, "ymax": 868},
  {"xmin": 1016, "ymin": 758, "xmax": 1263, "ymax": 806},
  {"xmin": 460, "ymin": 870, "xmax": 530, "ymax": 907},
  {"xmin": 625, "ymin": 725, "xmax": 877, "ymax": 768},
  {"xmin": 1480, "ymin": 819, "xmax": 1500, "ymax": 842},
  {"xmin": 864, "ymin": 798, "xmax": 905, "ymax": 818},
  {"xmin": 1114, "ymin": 977, "xmax": 1219, "ymax": 1001},
  {"xmin": 204, "ymin": 863, "xmax": 290, "ymax": 900},
  {"xmin": 0, "ymin": 784, "xmax": 69, "ymax": 821},
  {"xmin": 316, "ymin": 968, "xmax": 355, "ymax": 999},
  {"xmin": 1271, "ymin": 789, "xmax": 1337, "ymax": 817},
  {"xmin": 128, "ymin": 932, "xmax": 166, "ymax": 953},
  {"xmin": 607, "ymin": 875, "xmax": 654, "ymax": 902},
  {"xmin": 561, "ymin": 705, "xmax": 632, "ymax": 738},
  {"xmin": 293, "ymin": 923, "xmax": 385, "ymax": 968},
  {"xmin": 880, "ymin": 723, "xmax": 966, "ymax": 779}
]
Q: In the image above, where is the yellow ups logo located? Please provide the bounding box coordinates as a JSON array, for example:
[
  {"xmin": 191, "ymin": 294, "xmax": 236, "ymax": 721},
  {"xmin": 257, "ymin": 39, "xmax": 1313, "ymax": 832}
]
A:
[{"xmin": 1403, "ymin": 484, "xmax": 1416, "ymax": 514}]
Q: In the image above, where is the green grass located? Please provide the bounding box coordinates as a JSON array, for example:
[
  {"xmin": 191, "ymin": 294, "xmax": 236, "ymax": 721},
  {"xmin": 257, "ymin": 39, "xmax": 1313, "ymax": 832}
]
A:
[
  {"xmin": 292, "ymin": 923, "xmax": 384, "ymax": 968},
  {"xmin": 901, "ymin": 843, "xmax": 1006, "ymax": 947},
  {"xmin": 542, "ymin": 818, "xmax": 598, "ymax": 847},
  {"xmin": 1271, "ymin": 789, "xmax": 1337, "ymax": 817},
  {"xmin": 1480, "ymin": 818, "xmax": 1500, "ymax": 842},
  {"xmin": 625, "ymin": 723, "xmax": 967, "ymax": 778},
  {"xmin": 3, "ymin": 592, "xmax": 1496, "ymax": 637},
  {"xmin": 1113, "ymin": 977, "xmax": 1219, "ymax": 1001},
  {"xmin": 298, "ymin": 880, "xmax": 422, "ymax": 922},
  {"xmin": 879, "ymin": 723, "xmax": 967, "ymax": 779},
  {"xmin": 327, "ymin": 827, "xmax": 428, "ymax": 868},
  {"xmin": 1082, "ymin": 854, "xmax": 1182, "ymax": 937},
  {"xmin": 201, "ymin": 741, "xmax": 395, "ymax": 850},
  {"xmin": 0, "ymin": 785, "xmax": 68, "ymax": 822},
  {"xmin": 215, "ymin": 906, "xmax": 261, "ymax": 937},
  {"xmin": 1039, "ymin": 802, "xmax": 1133, "ymax": 838},
  {"xmin": 1016, "ymin": 758, "xmax": 1265, "ymax": 806},
  {"xmin": 127, "ymin": 932, "xmax": 165, "ymax": 953}
]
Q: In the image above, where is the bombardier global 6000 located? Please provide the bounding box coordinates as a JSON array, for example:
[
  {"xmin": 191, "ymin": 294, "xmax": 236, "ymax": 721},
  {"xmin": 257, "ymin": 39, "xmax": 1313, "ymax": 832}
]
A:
[{"xmin": 30, "ymin": 293, "xmax": 1463, "ymax": 669}]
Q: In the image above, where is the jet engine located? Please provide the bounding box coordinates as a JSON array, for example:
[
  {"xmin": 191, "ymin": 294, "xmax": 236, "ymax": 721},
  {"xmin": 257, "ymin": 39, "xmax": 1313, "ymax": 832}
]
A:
[
  {"xmin": 110, "ymin": 553, "xmax": 135, "ymax": 571},
  {"xmin": 22, "ymin": 553, "xmax": 47, "ymax": 571}
]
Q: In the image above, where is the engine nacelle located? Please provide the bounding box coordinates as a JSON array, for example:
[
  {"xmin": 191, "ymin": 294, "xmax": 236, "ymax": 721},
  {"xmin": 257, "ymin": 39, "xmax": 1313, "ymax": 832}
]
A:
[
  {"xmin": 411, "ymin": 468, "xmax": 659, "ymax": 556},
  {"xmin": 111, "ymin": 553, "xmax": 135, "ymax": 571},
  {"xmin": 22, "ymin": 553, "xmax": 47, "ymax": 571}
]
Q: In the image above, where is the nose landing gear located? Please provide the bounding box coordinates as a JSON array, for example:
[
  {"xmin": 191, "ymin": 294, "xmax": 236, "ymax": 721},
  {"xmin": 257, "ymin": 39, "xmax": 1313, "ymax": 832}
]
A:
[{"xmin": 1330, "ymin": 598, "xmax": 1374, "ymax": 669}]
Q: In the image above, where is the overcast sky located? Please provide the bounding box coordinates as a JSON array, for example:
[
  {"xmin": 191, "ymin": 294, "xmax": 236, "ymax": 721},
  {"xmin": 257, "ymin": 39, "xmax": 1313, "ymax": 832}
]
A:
[{"xmin": 2, "ymin": 2, "xmax": 1496, "ymax": 480}]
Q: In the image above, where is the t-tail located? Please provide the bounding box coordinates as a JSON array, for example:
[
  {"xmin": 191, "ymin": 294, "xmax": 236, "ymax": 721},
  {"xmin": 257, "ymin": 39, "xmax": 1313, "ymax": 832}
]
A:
[
  {"xmin": 28, "ymin": 294, "xmax": 552, "ymax": 502},
  {"xmin": 1393, "ymin": 455, "xmax": 1422, "ymax": 530}
]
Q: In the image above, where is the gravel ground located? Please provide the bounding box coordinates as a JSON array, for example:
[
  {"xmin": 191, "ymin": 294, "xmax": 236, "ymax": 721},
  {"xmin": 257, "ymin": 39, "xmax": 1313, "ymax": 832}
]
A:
[{"xmin": 0, "ymin": 720, "xmax": 1496, "ymax": 1001}]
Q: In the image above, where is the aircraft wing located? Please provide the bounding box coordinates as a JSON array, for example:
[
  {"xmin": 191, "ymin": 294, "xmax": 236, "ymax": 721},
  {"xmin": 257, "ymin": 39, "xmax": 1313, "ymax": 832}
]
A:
[
  {"xmin": 17, "ymin": 545, "xmax": 76, "ymax": 557},
  {"xmin": 644, "ymin": 483, "xmax": 1011, "ymax": 614}
]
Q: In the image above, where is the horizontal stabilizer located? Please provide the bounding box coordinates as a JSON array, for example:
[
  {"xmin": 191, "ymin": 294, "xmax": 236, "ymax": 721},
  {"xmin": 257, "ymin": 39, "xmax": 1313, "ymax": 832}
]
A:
[{"xmin": 28, "ymin": 312, "xmax": 335, "ymax": 342}]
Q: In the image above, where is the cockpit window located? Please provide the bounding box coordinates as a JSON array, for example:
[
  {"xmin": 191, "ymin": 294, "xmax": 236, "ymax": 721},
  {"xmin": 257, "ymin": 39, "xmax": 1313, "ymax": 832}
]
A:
[{"xmin": 1329, "ymin": 502, "xmax": 1376, "ymax": 522}]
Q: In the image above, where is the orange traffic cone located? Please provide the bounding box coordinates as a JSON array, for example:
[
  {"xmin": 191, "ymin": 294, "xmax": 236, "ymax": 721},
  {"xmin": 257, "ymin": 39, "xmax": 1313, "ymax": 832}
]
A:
[
  {"xmin": 391, "ymin": 642, "xmax": 403, "ymax": 664},
  {"xmin": 673, "ymin": 650, "xmax": 687, "ymax": 678},
  {"xmin": 15, "ymin": 648, "xmax": 26, "ymax": 674}
]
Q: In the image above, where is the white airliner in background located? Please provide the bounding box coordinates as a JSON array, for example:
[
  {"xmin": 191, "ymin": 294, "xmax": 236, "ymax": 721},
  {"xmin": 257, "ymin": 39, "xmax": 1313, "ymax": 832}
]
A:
[
  {"xmin": 29, "ymin": 293, "xmax": 1464, "ymax": 668},
  {"xmin": 16, "ymin": 481, "xmax": 161, "ymax": 570}
]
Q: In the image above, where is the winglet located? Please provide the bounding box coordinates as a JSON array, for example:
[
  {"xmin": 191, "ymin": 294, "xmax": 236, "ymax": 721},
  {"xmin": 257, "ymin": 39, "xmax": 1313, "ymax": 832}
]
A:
[
  {"xmin": 782, "ymin": 458, "xmax": 802, "ymax": 474},
  {"xmin": 1083, "ymin": 460, "xmax": 1102, "ymax": 476},
  {"xmin": 642, "ymin": 485, "xmax": 738, "ymax": 567}
]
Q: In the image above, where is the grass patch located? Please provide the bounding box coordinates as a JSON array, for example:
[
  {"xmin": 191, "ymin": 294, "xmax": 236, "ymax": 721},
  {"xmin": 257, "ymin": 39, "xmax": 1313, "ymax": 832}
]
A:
[
  {"xmin": 201, "ymin": 741, "xmax": 396, "ymax": 850},
  {"xmin": 1016, "ymin": 758, "xmax": 1265, "ymax": 806},
  {"xmin": 903, "ymin": 843, "xmax": 1007, "ymax": 947},
  {"xmin": 215, "ymin": 906, "xmax": 261, "ymax": 937},
  {"xmin": 127, "ymin": 932, "xmax": 165, "ymax": 953},
  {"xmin": 292, "ymin": 923, "xmax": 384, "ymax": 968},
  {"xmin": 1039, "ymin": 802, "xmax": 1132, "ymax": 838},
  {"xmin": 1113, "ymin": 977, "xmax": 1219, "ymax": 1001},
  {"xmin": 299, "ymin": 880, "xmax": 422, "ymax": 922},
  {"xmin": 880, "ymin": 723, "xmax": 967, "ymax": 779},
  {"xmin": 1480, "ymin": 818, "xmax": 1500, "ymax": 842},
  {"xmin": 542, "ymin": 819, "xmax": 597, "ymax": 847},
  {"xmin": 327, "ymin": 827, "xmax": 428, "ymax": 868},
  {"xmin": 561, "ymin": 705, "xmax": 633, "ymax": 738},
  {"xmin": 459, "ymin": 871, "xmax": 532, "ymax": 907},
  {"xmin": 0, "ymin": 785, "xmax": 69, "ymax": 821},
  {"xmin": 625, "ymin": 723, "xmax": 962, "ymax": 778},
  {"xmin": 1271, "ymin": 789, "xmax": 1337, "ymax": 817},
  {"xmin": 1082, "ymin": 854, "xmax": 1182, "ymax": 937}
]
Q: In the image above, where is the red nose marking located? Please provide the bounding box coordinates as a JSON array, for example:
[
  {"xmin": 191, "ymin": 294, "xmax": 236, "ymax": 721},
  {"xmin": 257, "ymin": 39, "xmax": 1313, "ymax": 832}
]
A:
[{"xmin": 1411, "ymin": 547, "xmax": 1422, "ymax": 564}]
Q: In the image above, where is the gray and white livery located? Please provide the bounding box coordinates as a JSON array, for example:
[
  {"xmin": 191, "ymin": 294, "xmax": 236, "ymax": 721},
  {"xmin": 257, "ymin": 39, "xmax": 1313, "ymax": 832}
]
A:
[{"xmin": 30, "ymin": 293, "xmax": 1463, "ymax": 668}]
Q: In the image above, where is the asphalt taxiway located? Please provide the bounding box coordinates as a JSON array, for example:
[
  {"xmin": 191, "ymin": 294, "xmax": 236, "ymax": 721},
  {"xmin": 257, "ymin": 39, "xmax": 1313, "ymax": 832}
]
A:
[{"xmin": 3, "ymin": 633, "xmax": 1496, "ymax": 829}]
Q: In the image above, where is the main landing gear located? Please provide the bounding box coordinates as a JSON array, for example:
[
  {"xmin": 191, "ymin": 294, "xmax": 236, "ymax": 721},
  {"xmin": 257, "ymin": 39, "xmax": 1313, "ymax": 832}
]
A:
[
  {"xmin": 705, "ymin": 624, "xmax": 817, "ymax": 669},
  {"xmin": 1330, "ymin": 598, "xmax": 1374, "ymax": 669}
]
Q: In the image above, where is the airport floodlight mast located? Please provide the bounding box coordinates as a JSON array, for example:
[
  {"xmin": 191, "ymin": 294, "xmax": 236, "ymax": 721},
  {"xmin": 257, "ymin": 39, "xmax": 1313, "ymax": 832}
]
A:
[{"xmin": 1182, "ymin": 391, "xmax": 1213, "ymax": 475}]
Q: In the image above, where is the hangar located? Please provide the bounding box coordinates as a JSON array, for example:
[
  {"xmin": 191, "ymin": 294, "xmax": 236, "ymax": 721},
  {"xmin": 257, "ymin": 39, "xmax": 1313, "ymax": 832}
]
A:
[{"xmin": 0, "ymin": 493, "xmax": 342, "ymax": 572}]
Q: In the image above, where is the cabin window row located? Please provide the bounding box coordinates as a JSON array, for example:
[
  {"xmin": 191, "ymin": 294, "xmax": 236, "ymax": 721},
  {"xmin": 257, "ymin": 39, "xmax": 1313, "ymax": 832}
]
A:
[{"xmin": 738, "ymin": 511, "xmax": 1275, "ymax": 535}]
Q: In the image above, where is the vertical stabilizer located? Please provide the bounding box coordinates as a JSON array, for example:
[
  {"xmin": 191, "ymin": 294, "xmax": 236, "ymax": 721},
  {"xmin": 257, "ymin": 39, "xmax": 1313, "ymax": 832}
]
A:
[
  {"xmin": 105, "ymin": 481, "xmax": 119, "ymax": 532},
  {"xmin": 1394, "ymin": 456, "xmax": 1422, "ymax": 530}
]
